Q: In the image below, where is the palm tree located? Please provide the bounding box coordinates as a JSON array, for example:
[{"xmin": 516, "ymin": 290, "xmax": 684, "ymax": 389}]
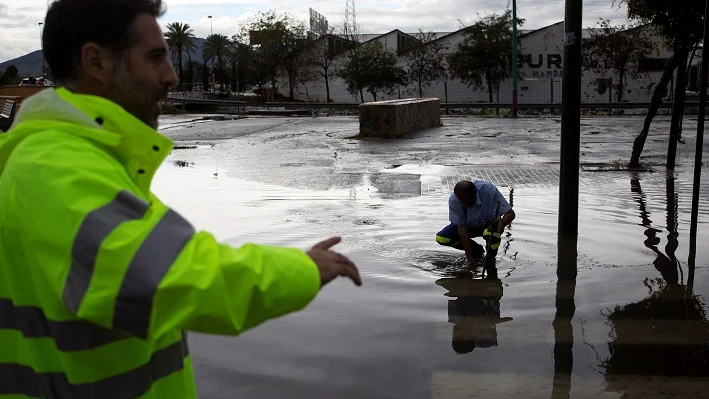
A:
[
  {"xmin": 164, "ymin": 22, "xmax": 197, "ymax": 91},
  {"xmin": 202, "ymin": 34, "xmax": 233, "ymax": 92},
  {"xmin": 233, "ymin": 43, "xmax": 253, "ymax": 94},
  {"xmin": 226, "ymin": 47, "xmax": 239, "ymax": 93}
]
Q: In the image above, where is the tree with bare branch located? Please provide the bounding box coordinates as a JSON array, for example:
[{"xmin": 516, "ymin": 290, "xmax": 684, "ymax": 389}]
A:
[
  {"xmin": 615, "ymin": 0, "xmax": 705, "ymax": 168},
  {"xmin": 583, "ymin": 19, "xmax": 655, "ymax": 103},
  {"xmin": 404, "ymin": 29, "xmax": 448, "ymax": 98}
]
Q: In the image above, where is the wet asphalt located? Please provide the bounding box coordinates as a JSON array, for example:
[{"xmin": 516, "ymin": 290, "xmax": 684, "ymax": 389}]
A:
[{"xmin": 153, "ymin": 114, "xmax": 709, "ymax": 398}]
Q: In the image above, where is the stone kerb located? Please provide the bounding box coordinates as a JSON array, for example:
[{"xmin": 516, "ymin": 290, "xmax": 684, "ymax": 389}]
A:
[{"xmin": 358, "ymin": 98, "xmax": 441, "ymax": 138}]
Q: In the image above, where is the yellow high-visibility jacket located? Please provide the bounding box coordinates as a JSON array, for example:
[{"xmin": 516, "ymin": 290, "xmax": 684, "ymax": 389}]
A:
[{"xmin": 0, "ymin": 88, "xmax": 321, "ymax": 398}]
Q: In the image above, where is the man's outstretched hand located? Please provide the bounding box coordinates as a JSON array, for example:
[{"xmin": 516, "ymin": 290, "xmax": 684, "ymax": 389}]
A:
[{"xmin": 306, "ymin": 237, "xmax": 362, "ymax": 287}]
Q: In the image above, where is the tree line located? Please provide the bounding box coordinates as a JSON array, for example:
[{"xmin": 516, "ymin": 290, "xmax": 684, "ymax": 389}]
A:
[
  {"xmin": 2, "ymin": 1, "xmax": 703, "ymax": 167},
  {"xmin": 583, "ymin": 0, "xmax": 709, "ymax": 168},
  {"xmin": 1, "ymin": 7, "xmax": 657, "ymax": 109},
  {"xmin": 164, "ymin": 9, "xmax": 529, "ymax": 103}
]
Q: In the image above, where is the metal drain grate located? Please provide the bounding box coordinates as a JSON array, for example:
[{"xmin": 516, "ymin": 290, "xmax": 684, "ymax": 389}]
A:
[
  {"xmin": 424, "ymin": 165, "xmax": 561, "ymax": 195},
  {"xmin": 421, "ymin": 164, "xmax": 709, "ymax": 197}
]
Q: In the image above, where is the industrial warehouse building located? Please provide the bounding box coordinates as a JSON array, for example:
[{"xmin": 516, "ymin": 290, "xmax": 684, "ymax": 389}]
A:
[{"xmin": 282, "ymin": 21, "xmax": 684, "ymax": 105}]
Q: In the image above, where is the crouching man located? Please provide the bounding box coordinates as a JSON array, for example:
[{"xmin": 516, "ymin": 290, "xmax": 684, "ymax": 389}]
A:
[{"xmin": 436, "ymin": 180, "xmax": 515, "ymax": 268}]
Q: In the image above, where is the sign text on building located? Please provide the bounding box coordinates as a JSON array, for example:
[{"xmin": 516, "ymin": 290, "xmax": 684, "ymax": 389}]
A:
[{"xmin": 521, "ymin": 53, "xmax": 563, "ymax": 79}]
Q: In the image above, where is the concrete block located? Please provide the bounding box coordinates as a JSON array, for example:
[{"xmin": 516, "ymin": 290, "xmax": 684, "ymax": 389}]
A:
[{"xmin": 358, "ymin": 98, "xmax": 441, "ymax": 138}]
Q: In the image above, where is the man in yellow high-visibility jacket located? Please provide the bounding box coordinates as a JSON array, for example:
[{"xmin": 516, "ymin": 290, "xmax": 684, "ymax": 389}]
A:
[{"xmin": 0, "ymin": 1, "xmax": 362, "ymax": 398}]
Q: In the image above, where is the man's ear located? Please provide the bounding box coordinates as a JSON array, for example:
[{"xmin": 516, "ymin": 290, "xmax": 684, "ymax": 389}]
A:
[{"xmin": 79, "ymin": 43, "xmax": 116, "ymax": 84}]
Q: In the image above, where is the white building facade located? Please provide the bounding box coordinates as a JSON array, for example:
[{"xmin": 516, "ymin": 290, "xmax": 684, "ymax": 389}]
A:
[{"xmin": 281, "ymin": 22, "xmax": 676, "ymax": 105}]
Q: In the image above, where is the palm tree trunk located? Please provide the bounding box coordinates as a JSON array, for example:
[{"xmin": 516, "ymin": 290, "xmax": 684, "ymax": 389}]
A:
[
  {"xmin": 202, "ymin": 60, "xmax": 209, "ymax": 90},
  {"xmin": 219, "ymin": 55, "xmax": 225, "ymax": 92},
  {"xmin": 325, "ymin": 70, "xmax": 330, "ymax": 102},
  {"xmin": 178, "ymin": 47, "xmax": 183, "ymax": 91},
  {"xmin": 187, "ymin": 54, "xmax": 193, "ymax": 86}
]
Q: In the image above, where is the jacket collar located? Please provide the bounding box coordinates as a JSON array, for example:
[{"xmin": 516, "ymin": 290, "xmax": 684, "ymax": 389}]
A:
[{"xmin": 11, "ymin": 87, "xmax": 173, "ymax": 195}]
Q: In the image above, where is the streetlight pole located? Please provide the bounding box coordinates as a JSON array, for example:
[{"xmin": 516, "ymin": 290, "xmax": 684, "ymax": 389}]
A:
[
  {"xmin": 39, "ymin": 22, "xmax": 45, "ymax": 76},
  {"xmin": 208, "ymin": 15, "xmax": 214, "ymax": 92},
  {"xmin": 511, "ymin": 0, "xmax": 518, "ymax": 118}
]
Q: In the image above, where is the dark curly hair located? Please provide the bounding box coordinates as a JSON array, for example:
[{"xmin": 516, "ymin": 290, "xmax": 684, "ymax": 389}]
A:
[
  {"xmin": 454, "ymin": 180, "xmax": 477, "ymax": 199},
  {"xmin": 42, "ymin": 0, "xmax": 166, "ymax": 82}
]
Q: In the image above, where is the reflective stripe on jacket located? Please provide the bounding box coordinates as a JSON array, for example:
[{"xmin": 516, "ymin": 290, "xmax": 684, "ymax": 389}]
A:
[{"xmin": 0, "ymin": 88, "xmax": 321, "ymax": 398}]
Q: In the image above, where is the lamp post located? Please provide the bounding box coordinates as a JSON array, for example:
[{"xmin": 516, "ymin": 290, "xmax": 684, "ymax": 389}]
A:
[
  {"xmin": 39, "ymin": 22, "xmax": 45, "ymax": 76},
  {"xmin": 511, "ymin": 0, "xmax": 518, "ymax": 118},
  {"xmin": 208, "ymin": 15, "xmax": 214, "ymax": 92}
]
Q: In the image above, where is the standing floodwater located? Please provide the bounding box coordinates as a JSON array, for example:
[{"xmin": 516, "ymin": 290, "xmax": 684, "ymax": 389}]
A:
[{"xmin": 154, "ymin": 115, "xmax": 709, "ymax": 398}]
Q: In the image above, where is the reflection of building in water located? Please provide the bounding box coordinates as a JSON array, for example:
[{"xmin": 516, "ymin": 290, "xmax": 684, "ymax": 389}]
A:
[{"xmin": 436, "ymin": 277, "xmax": 513, "ymax": 354}]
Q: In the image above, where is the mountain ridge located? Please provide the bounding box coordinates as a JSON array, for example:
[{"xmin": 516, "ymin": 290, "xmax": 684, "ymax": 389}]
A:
[{"xmin": 0, "ymin": 38, "xmax": 210, "ymax": 77}]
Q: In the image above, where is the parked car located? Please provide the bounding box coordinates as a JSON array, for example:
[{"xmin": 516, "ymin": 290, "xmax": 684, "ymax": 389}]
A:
[
  {"xmin": 685, "ymin": 90, "xmax": 700, "ymax": 101},
  {"xmin": 18, "ymin": 76, "xmax": 55, "ymax": 87},
  {"xmin": 36, "ymin": 77, "xmax": 55, "ymax": 86}
]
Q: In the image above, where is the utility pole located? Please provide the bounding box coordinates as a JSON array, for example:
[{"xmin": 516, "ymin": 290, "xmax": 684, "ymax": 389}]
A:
[
  {"xmin": 39, "ymin": 22, "xmax": 45, "ymax": 77},
  {"xmin": 511, "ymin": 0, "xmax": 518, "ymax": 117},
  {"xmin": 208, "ymin": 16, "xmax": 214, "ymax": 92},
  {"xmin": 558, "ymin": 0, "xmax": 582, "ymax": 236}
]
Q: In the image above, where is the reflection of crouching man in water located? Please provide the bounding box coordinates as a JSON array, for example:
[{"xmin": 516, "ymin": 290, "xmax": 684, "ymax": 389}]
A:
[
  {"xmin": 436, "ymin": 277, "xmax": 514, "ymax": 354},
  {"xmin": 436, "ymin": 180, "xmax": 515, "ymax": 268}
]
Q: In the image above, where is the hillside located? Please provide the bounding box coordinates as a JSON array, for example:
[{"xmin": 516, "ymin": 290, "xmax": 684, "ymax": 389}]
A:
[
  {"xmin": 0, "ymin": 50, "xmax": 45, "ymax": 77},
  {"xmin": 0, "ymin": 38, "xmax": 209, "ymax": 78}
]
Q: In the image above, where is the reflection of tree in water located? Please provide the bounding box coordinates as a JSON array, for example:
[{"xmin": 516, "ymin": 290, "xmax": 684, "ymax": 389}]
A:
[
  {"xmin": 601, "ymin": 176, "xmax": 709, "ymax": 395},
  {"xmin": 630, "ymin": 175, "xmax": 680, "ymax": 284},
  {"xmin": 602, "ymin": 279, "xmax": 709, "ymax": 380}
]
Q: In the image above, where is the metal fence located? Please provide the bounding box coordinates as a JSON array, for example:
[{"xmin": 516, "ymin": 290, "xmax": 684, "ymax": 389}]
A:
[
  {"xmin": 168, "ymin": 68, "xmax": 701, "ymax": 115},
  {"xmin": 390, "ymin": 74, "xmax": 681, "ymax": 106}
]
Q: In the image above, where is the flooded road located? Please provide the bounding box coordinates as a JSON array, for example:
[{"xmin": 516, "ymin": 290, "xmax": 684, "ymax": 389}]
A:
[{"xmin": 154, "ymin": 116, "xmax": 709, "ymax": 398}]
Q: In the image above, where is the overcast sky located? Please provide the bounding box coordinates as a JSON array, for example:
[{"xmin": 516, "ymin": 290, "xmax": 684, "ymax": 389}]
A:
[{"xmin": 0, "ymin": 0, "xmax": 628, "ymax": 63}]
